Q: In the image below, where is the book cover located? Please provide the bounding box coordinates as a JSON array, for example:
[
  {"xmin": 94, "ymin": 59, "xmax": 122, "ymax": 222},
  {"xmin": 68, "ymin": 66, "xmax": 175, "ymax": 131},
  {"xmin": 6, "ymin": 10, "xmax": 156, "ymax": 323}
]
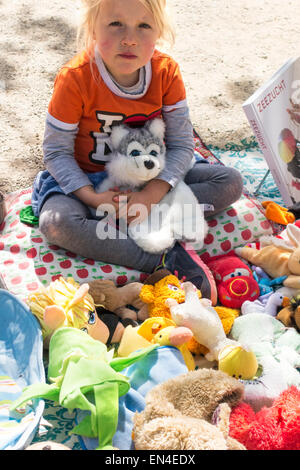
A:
[{"xmin": 243, "ymin": 57, "xmax": 300, "ymax": 206}]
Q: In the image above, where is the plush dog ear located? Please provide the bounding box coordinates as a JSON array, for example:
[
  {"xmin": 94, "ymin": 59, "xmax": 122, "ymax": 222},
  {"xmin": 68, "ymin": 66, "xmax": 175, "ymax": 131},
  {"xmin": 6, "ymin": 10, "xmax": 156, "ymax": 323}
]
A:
[
  {"xmin": 110, "ymin": 125, "xmax": 130, "ymax": 149},
  {"xmin": 145, "ymin": 118, "xmax": 165, "ymax": 140}
]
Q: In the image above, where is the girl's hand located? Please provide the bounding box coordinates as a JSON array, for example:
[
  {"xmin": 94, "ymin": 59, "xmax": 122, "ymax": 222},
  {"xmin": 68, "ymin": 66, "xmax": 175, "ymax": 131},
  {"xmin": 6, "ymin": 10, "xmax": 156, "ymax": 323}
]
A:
[
  {"xmin": 124, "ymin": 190, "xmax": 154, "ymax": 226},
  {"xmin": 73, "ymin": 185, "xmax": 132, "ymax": 218},
  {"xmin": 93, "ymin": 189, "xmax": 132, "ymax": 218},
  {"xmin": 112, "ymin": 179, "xmax": 171, "ymax": 225}
]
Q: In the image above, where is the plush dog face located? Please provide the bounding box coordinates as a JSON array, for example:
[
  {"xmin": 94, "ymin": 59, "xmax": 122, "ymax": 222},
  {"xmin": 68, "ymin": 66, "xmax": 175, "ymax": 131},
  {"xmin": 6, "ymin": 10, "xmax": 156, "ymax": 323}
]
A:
[{"xmin": 107, "ymin": 118, "xmax": 166, "ymax": 188}]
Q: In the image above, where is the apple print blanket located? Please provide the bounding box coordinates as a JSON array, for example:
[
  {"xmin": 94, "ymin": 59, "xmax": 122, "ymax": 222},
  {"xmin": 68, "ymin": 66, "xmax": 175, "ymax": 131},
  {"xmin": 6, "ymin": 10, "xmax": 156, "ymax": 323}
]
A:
[{"xmin": 0, "ymin": 135, "xmax": 277, "ymax": 302}]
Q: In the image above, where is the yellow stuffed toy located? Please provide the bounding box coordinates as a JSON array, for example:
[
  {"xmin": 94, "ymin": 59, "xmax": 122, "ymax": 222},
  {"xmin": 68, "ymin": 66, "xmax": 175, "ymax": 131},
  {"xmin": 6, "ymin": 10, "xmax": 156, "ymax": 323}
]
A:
[
  {"xmin": 139, "ymin": 269, "xmax": 240, "ymax": 355},
  {"xmin": 137, "ymin": 316, "xmax": 195, "ymax": 371}
]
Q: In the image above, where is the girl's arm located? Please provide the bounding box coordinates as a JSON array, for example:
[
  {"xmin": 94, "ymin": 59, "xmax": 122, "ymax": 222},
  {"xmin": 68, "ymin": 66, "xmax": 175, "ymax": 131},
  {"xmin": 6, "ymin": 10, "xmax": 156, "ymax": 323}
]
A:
[
  {"xmin": 43, "ymin": 119, "xmax": 92, "ymax": 195},
  {"xmin": 158, "ymin": 104, "xmax": 195, "ymax": 188},
  {"xmin": 43, "ymin": 119, "xmax": 129, "ymax": 214}
]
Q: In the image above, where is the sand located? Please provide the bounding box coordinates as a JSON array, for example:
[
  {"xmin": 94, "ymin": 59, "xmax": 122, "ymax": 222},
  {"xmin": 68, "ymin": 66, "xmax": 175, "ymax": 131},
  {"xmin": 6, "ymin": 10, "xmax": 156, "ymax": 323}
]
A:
[{"xmin": 0, "ymin": 0, "xmax": 299, "ymax": 193}]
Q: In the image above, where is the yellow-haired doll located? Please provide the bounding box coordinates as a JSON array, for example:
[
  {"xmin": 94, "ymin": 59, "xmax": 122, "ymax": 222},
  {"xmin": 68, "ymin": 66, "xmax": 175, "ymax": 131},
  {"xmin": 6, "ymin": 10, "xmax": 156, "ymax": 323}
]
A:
[{"xmin": 27, "ymin": 276, "xmax": 124, "ymax": 348}]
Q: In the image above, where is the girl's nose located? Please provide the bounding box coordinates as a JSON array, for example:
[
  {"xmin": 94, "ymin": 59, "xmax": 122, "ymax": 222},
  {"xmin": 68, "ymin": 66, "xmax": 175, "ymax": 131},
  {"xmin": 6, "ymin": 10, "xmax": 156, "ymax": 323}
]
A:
[{"xmin": 121, "ymin": 28, "xmax": 137, "ymax": 46}]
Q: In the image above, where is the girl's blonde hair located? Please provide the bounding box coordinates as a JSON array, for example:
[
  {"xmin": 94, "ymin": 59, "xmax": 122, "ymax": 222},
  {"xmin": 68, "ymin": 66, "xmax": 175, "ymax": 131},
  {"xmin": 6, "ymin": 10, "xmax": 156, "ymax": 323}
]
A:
[{"xmin": 77, "ymin": 0, "xmax": 175, "ymax": 53}]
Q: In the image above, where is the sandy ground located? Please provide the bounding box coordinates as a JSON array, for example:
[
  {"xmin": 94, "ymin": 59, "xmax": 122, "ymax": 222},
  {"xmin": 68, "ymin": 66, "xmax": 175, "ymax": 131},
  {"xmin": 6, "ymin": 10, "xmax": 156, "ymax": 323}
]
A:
[{"xmin": 0, "ymin": 0, "xmax": 299, "ymax": 194}]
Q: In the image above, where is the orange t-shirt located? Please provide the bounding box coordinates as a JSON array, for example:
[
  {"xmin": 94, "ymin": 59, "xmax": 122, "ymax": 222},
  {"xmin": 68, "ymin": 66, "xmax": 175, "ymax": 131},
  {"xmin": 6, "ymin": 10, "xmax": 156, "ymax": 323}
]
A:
[{"xmin": 47, "ymin": 48, "xmax": 187, "ymax": 173}]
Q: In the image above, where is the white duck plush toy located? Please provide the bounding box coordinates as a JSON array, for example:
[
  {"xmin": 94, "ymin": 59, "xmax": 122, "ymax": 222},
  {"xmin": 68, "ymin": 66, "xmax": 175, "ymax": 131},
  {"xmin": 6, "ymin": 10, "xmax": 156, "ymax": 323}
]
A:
[
  {"xmin": 165, "ymin": 282, "xmax": 258, "ymax": 380},
  {"xmin": 167, "ymin": 282, "xmax": 244, "ymax": 361},
  {"xmin": 241, "ymin": 291, "xmax": 290, "ymax": 317},
  {"xmin": 93, "ymin": 119, "xmax": 208, "ymax": 254}
]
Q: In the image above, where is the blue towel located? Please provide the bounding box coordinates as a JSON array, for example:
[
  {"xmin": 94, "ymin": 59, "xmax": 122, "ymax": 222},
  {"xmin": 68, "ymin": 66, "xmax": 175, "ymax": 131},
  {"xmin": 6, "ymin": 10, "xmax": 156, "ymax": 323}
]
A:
[{"xmin": 0, "ymin": 289, "xmax": 45, "ymax": 450}]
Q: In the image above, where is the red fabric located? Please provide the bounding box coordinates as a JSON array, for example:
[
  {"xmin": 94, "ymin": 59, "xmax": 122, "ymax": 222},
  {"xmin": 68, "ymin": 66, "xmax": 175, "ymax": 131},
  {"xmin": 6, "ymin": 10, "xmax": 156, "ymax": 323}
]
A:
[{"xmin": 229, "ymin": 386, "xmax": 300, "ymax": 450}]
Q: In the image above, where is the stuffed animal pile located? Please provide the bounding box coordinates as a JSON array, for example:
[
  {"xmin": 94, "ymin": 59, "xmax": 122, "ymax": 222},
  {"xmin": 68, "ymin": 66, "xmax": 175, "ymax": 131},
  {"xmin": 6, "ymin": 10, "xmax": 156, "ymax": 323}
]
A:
[{"xmin": 20, "ymin": 217, "xmax": 300, "ymax": 450}]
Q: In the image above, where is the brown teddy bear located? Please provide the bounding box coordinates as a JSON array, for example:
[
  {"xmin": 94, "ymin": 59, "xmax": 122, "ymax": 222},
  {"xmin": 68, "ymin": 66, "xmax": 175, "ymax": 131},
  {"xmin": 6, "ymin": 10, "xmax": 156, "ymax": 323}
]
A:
[
  {"xmin": 132, "ymin": 368, "xmax": 246, "ymax": 450},
  {"xmin": 87, "ymin": 279, "xmax": 149, "ymax": 323}
]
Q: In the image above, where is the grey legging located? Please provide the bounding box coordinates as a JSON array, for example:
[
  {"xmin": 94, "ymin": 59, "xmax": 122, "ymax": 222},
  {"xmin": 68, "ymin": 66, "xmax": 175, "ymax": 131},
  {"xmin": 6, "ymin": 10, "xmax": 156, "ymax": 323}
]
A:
[{"xmin": 39, "ymin": 163, "xmax": 243, "ymax": 272}]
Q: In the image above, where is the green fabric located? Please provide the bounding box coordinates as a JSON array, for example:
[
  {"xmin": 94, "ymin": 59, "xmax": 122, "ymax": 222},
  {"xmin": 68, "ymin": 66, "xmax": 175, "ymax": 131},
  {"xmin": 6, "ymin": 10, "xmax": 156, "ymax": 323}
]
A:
[
  {"xmin": 19, "ymin": 206, "xmax": 39, "ymax": 226},
  {"xmin": 11, "ymin": 327, "xmax": 157, "ymax": 450}
]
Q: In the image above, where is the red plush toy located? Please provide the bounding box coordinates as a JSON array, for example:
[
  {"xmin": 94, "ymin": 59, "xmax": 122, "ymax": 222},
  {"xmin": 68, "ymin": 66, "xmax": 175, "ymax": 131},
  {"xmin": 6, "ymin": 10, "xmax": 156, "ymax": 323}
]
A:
[
  {"xmin": 206, "ymin": 251, "xmax": 260, "ymax": 308},
  {"xmin": 229, "ymin": 386, "xmax": 300, "ymax": 450}
]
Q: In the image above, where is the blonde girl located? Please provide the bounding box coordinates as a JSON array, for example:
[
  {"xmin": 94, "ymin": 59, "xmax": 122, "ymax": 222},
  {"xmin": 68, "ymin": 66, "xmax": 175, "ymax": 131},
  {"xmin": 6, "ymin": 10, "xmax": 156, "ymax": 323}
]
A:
[{"xmin": 32, "ymin": 0, "xmax": 243, "ymax": 301}]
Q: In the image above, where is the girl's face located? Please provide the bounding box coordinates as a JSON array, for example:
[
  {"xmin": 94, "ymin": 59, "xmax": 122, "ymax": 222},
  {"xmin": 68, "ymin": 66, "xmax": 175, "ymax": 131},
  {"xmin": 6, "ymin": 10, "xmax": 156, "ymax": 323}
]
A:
[{"xmin": 94, "ymin": 0, "xmax": 160, "ymax": 87}]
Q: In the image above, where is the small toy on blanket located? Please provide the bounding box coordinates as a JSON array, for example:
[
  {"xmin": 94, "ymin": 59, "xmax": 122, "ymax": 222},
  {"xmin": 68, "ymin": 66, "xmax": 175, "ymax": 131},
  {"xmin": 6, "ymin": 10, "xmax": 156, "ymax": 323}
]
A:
[
  {"xmin": 236, "ymin": 223, "xmax": 300, "ymax": 289},
  {"xmin": 93, "ymin": 118, "xmax": 208, "ymax": 254},
  {"xmin": 139, "ymin": 269, "xmax": 240, "ymax": 357},
  {"xmin": 10, "ymin": 327, "xmax": 158, "ymax": 451},
  {"xmin": 87, "ymin": 279, "xmax": 148, "ymax": 323},
  {"xmin": 229, "ymin": 386, "xmax": 300, "ymax": 450},
  {"xmin": 166, "ymin": 282, "xmax": 258, "ymax": 380},
  {"xmin": 132, "ymin": 368, "xmax": 246, "ymax": 450},
  {"xmin": 241, "ymin": 291, "xmax": 290, "ymax": 317},
  {"xmin": 261, "ymin": 200, "xmax": 295, "ymax": 225},
  {"xmin": 27, "ymin": 276, "xmax": 125, "ymax": 348},
  {"xmin": 230, "ymin": 313, "xmax": 300, "ymax": 411},
  {"xmin": 113, "ymin": 316, "xmax": 195, "ymax": 372},
  {"xmin": 137, "ymin": 316, "xmax": 195, "ymax": 371},
  {"xmin": 205, "ymin": 251, "xmax": 260, "ymax": 308},
  {"xmin": 251, "ymin": 266, "xmax": 287, "ymax": 296}
]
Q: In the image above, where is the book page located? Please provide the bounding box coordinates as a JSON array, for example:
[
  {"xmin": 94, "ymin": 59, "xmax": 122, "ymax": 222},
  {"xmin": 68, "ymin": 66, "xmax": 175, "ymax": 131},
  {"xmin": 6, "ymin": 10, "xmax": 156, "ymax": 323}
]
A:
[{"xmin": 244, "ymin": 58, "xmax": 300, "ymax": 205}]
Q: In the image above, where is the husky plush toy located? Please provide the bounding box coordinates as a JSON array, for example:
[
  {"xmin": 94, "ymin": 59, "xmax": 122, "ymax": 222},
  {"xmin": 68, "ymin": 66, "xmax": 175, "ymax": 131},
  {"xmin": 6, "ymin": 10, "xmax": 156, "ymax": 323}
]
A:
[{"xmin": 94, "ymin": 118, "xmax": 208, "ymax": 254}]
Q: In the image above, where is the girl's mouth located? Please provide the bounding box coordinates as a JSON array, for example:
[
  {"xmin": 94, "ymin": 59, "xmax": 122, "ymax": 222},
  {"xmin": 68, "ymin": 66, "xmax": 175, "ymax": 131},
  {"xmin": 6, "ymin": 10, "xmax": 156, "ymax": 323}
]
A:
[{"xmin": 119, "ymin": 53, "xmax": 137, "ymax": 59}]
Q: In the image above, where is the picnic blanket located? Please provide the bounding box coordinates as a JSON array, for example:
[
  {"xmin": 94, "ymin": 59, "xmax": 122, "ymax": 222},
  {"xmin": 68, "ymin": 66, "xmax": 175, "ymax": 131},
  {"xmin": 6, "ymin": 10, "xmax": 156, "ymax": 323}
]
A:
[{"xmin": 0, "ymin": 135, "xmax": 277, "ymax": 302}]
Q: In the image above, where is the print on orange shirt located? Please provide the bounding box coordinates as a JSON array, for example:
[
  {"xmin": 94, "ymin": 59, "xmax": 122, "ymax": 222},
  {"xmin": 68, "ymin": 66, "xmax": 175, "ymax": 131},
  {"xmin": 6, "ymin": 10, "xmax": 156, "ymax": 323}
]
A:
[{"xmin": 88, "ymin": 109, "xmax": 162, "ymax": 167}]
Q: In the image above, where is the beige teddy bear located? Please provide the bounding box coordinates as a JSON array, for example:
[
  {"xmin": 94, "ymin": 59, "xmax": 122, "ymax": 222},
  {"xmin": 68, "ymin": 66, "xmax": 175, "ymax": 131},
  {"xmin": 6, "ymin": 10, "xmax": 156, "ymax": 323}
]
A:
[
  {"xmin": 132, "ymin": 368, "xmax": 246, "ymax": 450},
  {"xmin": 88, "ymin": 279, "xmax": 149, "ymax": 322}
]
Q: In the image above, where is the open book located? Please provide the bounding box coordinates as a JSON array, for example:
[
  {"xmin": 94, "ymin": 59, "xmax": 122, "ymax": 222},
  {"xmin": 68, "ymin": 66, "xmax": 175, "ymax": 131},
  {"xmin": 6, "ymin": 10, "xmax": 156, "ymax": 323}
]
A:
[{"xmin": 243, "ymin": 57, "xmax": 300, "ymax": 206}]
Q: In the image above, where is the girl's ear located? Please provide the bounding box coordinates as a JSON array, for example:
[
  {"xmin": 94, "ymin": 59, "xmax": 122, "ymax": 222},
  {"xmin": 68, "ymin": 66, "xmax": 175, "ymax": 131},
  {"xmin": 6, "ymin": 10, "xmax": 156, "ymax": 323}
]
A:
[
  {"xmin": 110, "ymin": 125, "xmax": 130, "ymax": 149},
  {"xmin": 145, "ymin": 118, "xmax": 165, "ymax": 141}
]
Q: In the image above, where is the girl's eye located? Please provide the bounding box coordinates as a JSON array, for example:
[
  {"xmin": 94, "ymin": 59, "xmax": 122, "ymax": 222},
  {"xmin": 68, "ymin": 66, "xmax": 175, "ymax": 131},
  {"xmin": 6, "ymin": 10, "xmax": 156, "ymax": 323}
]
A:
[
  {"xmin": 150, "ymin": 150, "xmax": 158, "ymax": 157},
  {"xmin": 109, "ymin": 21, "xmax": 122, "ymax": 27},
  {"xmin": 88, "ymin": 310, "xmax": 96, "ymax": 324},
  {"xmin": 139, "ymin": 23, "xmax": 151, "ymax": 29},
  {"xmin": 81, "ymin": 327, "xmax": 88, "ymax": 334},
  {"xmin": 130, "ymin": 149, "xmax": 141, "ymax": 157}
]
